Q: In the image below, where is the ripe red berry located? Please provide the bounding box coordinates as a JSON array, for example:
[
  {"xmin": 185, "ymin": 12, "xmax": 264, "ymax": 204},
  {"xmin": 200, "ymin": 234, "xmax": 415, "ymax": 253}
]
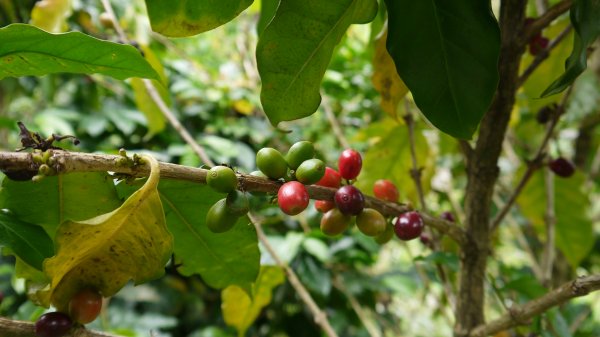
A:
[
  {"xmin": 549, "ymin": 157, "xmax": 576, "ymax": 178},
  {"xmin": 338, "ymin": 149, "xmax": 362, "ymax": 180},
  {"xmin": 314, "ymin": 200, "xmax": 335, "ymax": 213},
  {"xmin": 277, "ymin": 181, "xmax": 309, "ymax": 215},
  {"xmin": 529, "ymin": 35, "xmax": 549, "ymax": 55},
  {"xmin": 35, "ymin": 312, "xmax": 73, "ymax": 337},
  {"xmin": 316, "ymin": 167, "xmax": 342, "ymax": 188},
  {"xmin": 394, "ymin": 211, "xmax": 424, "ymax": 241},
  {"xmin": 334, "ymin": 185, "xmax": 365, "ymax": 215},
  {"xmin": 68, "ymin": 288, "xmax": 103, "ymax": 324},
  {"xmin": 373, "ymin": 179, "xmax": 399, "ymax": 202},
  {"xmin": 440, "ymin": 211, "xmax": 455, "ymax": 223}
]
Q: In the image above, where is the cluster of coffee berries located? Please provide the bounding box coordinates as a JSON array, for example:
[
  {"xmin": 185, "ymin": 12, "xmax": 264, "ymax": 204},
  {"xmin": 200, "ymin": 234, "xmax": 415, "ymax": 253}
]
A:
[
  {"xmin": 205, "ymin": 165, "xmax": 249, "ymax": 233},
  {"xmin": 525, "ymin": 18, "xmax": 549, "ymax": 56},
  {"xmin": 35, "ymin": 288, "xmax": 102, "ymax": 337},
  {"xmin": 252, "ymin": 141, "xmax": 326, "ymax": 216}
]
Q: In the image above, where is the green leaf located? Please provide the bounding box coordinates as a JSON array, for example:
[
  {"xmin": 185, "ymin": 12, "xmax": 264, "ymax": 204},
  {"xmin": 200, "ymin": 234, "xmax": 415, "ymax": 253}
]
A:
[
  {"xmin": 517, "ymin": 170, "xmax": 594, "ymax": 267},
  {"xmin": 156, "ymin": 180, "xmax": 260, "ymax": 292},
  {"xmin": 37, "ymin": 156, "xmax": 173, "ymax": 311},
  {"xmin": 256, "ymin": 0, "xmax": 378, "ymax": 126},
  {"xmin": 0, "ymin": 172, "xmax": 121, "ymax": 237},
  {"xmin": 355, "ymin": 120, "xmax": 433, "ymax": 206},
  {"xmin": 384, "ymin": 0, "xmax": 501, "ymax": 139},
  {"xmin": 542, "ymin": 0, "xmax": 600, "ymax": 97},
  {"xmin": 144, "ymin": 0, "xmax": 254, "ymax": 37},
  {"xmin": 256, "ymin": 0, "xmax": 278, "ymax": 35},
  {"xmin": 222, "ymin": 266, "xmax": 285, "ymax": 336},
  {"xmin": 0, "ymin": 213, "xmax": 53, "ymax": 270},
  {"xmin": 0, "ymin": 24, "xmax": 159, "ymax": 80}
]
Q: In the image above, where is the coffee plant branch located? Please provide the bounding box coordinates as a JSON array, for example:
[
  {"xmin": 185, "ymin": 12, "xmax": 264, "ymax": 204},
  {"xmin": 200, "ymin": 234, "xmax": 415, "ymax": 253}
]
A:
[
  {"xmin": 469, "ymin": 274, "xmax": 600, "ymax": 337},
  {"xmin": 0, "ymin": 150, "xmax": 467, "ymax": 245},
  {"xmin": 0, "ymin": 316, "xmax": 120, "ymax": 337}
]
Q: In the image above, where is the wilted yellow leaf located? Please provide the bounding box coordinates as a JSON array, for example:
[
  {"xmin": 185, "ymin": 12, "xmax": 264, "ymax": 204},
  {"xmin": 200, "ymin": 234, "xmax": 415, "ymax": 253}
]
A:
[
  {"xmin": 30, "ymin": 0, "xmax": 72, "ymax": 33},
  {"xmin": 372, "ymin": 25, "xmax": 409, "ymax": 119},
  {"xmin": 222, "ymin": 266, "xmax": 285, "ymax": 336},
  {"xmin": 37, "ymin": 155, "xmax": 173, "ymax": 311}
]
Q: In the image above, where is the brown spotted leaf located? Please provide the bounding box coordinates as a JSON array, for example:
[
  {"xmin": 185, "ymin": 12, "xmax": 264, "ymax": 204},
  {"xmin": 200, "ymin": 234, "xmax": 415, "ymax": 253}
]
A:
[{"xmin": 36, "ymin": 155, "xmax": 173, "ymax": 310}]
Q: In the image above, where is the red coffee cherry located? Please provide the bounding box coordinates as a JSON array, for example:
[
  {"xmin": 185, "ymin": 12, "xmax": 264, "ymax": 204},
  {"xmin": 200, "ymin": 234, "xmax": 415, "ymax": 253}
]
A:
[
  {"xmin": 68, "ymin": 288, "xmax": 103, "ymax": 324},
  {"xmin": 35, "ymin": 312, "xmax": 73, "ymax": 337},
  {"xmin": 277, "ymin": 181, "xmax": 309, "ymax": 215},
  {"xmin": 373, "ymin": 179, "xmax": 399, "ymax": 202},
  {"xmin": 316, "ymin": 167, "xmax": 342, "ymax": 188},
  {"xmin": 440, "ymin": 211, "xmax": 455, "ymax": 223},
  {"xmin": 394, "ymin": 211, "xmax": 424, "ymax": 241},
  {"xmin": 314, "ymin": 200, "xmax": 335, "ymax": 213},
  {"xmin": 338, "ymin": 149, "xmax": 362, "ymax": 180},
  {"xmin": 334, "ymin": 185, "xmax": 365, "ymax": 215}
]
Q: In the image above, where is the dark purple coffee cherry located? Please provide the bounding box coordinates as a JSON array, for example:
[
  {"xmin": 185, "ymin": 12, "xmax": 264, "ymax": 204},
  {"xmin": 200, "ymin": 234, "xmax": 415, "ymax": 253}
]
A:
[
  {"xmin": 334, "ymin": 185, "xmax": 365, "ymax": 215},
  {"xmin": 35, "ymin": 312, "xmax": 73, "ymax": 337},
  {"xmin": 548, "ymin": 157, "xmax": 576, "ymax": 178},
  {"xmin": 394, "ymin": 211, "xmax": 424, "ymax": 241},
  {"xmin": 440, "ymin": 211, "xmax": 455, "ymax": 223}
]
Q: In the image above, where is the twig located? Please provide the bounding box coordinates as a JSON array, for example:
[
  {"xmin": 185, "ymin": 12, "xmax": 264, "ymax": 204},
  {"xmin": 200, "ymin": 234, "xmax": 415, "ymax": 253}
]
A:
[
  {"xmin": 332, "ymin": 276, "xmax": 381, "ymax": 337},
  {"xmin": 541, "ymin": 167, "xmax": 556, "ymax": 287},
  {"xmin": 518, "ymin": 25, "xmax": 572, "ymax": 86},
  {"xmin": 523, "ymin": 0, "xmax": 573, "ymax": 44},
  {"xmin": 403, "ymin": 102, "xmax": 427, "ymax": 213},
  {"xmin": 490, "ymin": 86, "xmax": 573, "ymax": 234},
  {"xmin": 469, "ymin": 274, "xmax": 600, "ymax": 337},
  {"xmin": 322, "ymin": 99, "xmax": 350, "ymax": 149},
  {"xmin": 0, "ymin": 317, "xmax": 119, "ymax": 337},
  {"xmin": 100, "ymin": 0, "xmax": 215, "ymax": 167},
  {"xmin": 248, "ymin": 213, "xmax": 339, "ymax": 337},
  {"xmin": 0, "ymin": 150, "xmax": 468, "ymax": 243}
]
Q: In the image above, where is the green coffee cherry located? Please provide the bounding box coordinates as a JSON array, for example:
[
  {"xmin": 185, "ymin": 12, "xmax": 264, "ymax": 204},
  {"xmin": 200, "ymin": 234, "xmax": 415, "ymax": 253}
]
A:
[
  {"xmin": 356, "ymin": 208, "xmax": 386, "ymax": 237},
  {"xmin": 256, "ymin": 148, "xmax": 287, "ymax": 179},
  {"xmin": 285, "ymin": 141, "xmax": 315, "ymax": 170},
  {"xmin": 226, "ymin": 190, "xmax": 250, "ymax": 216},
  {"xmin": 207, "ymin": 166, "xmax": 238, "ymax": 193},
  {"xmin": 206, "ymin": 198, "xmax": 239, "ymax": 233},
  {"xmin": 375, "ymin": 222, "xmax": 395, "ymax": 244},
  {"xmin": 295, "ymin": 158, "xmax": 325, "ymax": 185}
]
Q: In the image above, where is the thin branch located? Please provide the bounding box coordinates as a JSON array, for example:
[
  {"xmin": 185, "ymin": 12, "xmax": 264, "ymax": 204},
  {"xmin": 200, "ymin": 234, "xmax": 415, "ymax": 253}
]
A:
[
  {"xmin": 0, "ymin": 317, "xmax": 119, "ymax": 337},
  {"xmin": 490, "ymin": 87, "xmax": 573, "ymax": 234},
  {"xmin": 518, "ymin": 25, "xmax": 572, "ymax": 86},
  {"xmin": 332, "ymin": 276, "xmax": 381, "ymax": 337},
  {"xmin": 541, "ymin": 167, "xmax": 556, "ymax": 287},
  {"xmin": 469, "ymin": 274, "xmax": 600, "ymax": 337},
  {"xmin": 100, "ymin": 0, "xmax": 215, "ymax": 167},
  {"xmin": 535, "ymin": 0, "xmax": 549, "ymax": 14},
  {"xmin": 322, "ymin": 100, "xmax": 350, "ymax": 149},
  {"xmin": 0, "ymin": 150, "xmax": 467, "ymax": 244},
  {"xmin": 523, "ymin": 0, "xmax": 573, "ymax": 44},
  {"xmin": 248, "ymin": 213, "xmax": 339, "ymax": 337},
  {"xmin": 403, "ymin": 103, "xmax": 427, "ymax": 213}
]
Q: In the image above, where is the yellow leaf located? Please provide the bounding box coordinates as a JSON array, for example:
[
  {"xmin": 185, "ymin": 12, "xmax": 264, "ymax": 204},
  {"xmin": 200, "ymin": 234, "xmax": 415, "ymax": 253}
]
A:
[
  {"xmin": 36, "ymin": 155, "xmax": 173, "ymax": 311},
  {"xmin": 222, "ymin": 266, "xmax": 285, "ymax": 336},
  {"xmin": 233, "ymin": 99, "xmax": 254, "ymax": 115},
  {"xmin": 30, "ymin": 0, "xmax": 72, "ymax": 33},
  {"xmin": 372, "ymin": 25, "xmax": 409, "ymax": 119}
]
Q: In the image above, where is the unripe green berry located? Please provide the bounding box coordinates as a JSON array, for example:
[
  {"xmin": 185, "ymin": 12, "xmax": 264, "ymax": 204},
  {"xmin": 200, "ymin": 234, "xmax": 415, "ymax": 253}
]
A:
[
  {"xmin": 286, "ymin": 141, "xmax": 315, "ymax": 170},
  {"xmin": 207, "ymin": 166, "xmax": 238, "ymax": 193},
  {"xmin": 206, "ymin": 198, "xmax": 240, "ymax": 233},
  {"xmin": 256, "ymin": 148, "xmax": 288, "ymax": 179},
  {"xmin": 295, "ymin": 159, "xmax": 325, "ymax": 185}
]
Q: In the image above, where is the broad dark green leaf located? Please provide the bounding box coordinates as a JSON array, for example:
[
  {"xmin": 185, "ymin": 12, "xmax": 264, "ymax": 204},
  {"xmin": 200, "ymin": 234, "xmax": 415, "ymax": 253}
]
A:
[
  {"xmin": 517, "ymin": 170, "xmax": 593, "ymax": 267},
  {"xmin": 542, "ymin": 0, "xmax": 600, "ymax": 97},
  {"xmin": 0, "ymin": 24, "xmax": 159, "ymax": 80},
  {"xmin": 145, "ymin": 0, "xmax": 254, "ymax": 37},
  {"xmin": 0, "ymin": 213, "xmax": 53, "ymax": 270},
  {"xmin": 257, "ymin": 0, "xmax": 378, "ymax": 126},
  {"xmin": 354, "ymin": 120, "xmax": 433, "ymax": 206},
  {"xmin": 384, "ymin": 0, "xmax": 501, "ymax": 139},
  {"xmin": 256, "ymin": 0, "xmax": 278, "ymax": 35},
  {"xmin": 156, "ymin": 180, "xmax": 260, "ymax": 292},
  {"xmin": 0, "ymin": 172, "xmax": 121, "ymax": 237}
]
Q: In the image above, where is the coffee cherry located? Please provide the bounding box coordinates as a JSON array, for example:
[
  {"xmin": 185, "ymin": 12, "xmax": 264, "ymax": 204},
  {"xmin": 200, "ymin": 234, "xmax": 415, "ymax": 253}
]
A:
[
  {"xmin": 286, "ymin": 141, "xmax": 315, "ymax": 170},
  {"xmin": 256, "ymin": 148, "xmax": 288, "ymax": 179},
  {"xmin": 440, "ymin": 211, "xmax": 455, "ymax": 223},
  {"xmin": 249, "ymin": 170, "xmax": 267, "ymax": 179},
  {"xmin": 375, "ymin": 222, "xmax": 395, "ymax": 244},
  {"xmin": 419, "ymin": 233, "xmax": 431, "ymax": 246},
  {"xmin": 68, "ymin": 288, "xmax": 102, "ymax": 324},
  {"xmin": 334, "ymin": 185, "xmax": 365, "ymax": 215},
  {"xmin": 536, "ymin": 104, "xmax": 557, "ymax": 124},
  {"xmin": 549, "ymin": 157, "xmax": 576, "ymax": 178},
  {"xmin": 99, "ymin": 12, "xmax": 114, "ymax": 29},
  {"xmin": 373, "ymin": 179, "xmax": 399, "ymax": 202},
  {"xmin": 277, "ymin": 181, "xmax": 309, "ymax": 215},
  {"xmin": 320, "ymin": 208, "xmax": 351, "ymax": 236},
  {"xmin": 206, "ymin": 198, "xmax": 239, "ymax": 233},
  {"xmin": 206, "ymin": 166, "xmax": 238, "ymax": 193},
  {"xmin": 338, "ymin": 149, "xmax": 362, "ymax": 180},
  {"xmin": 394, "ymin": 211, "xmax": 424, "ymax": 241},
  {"xmin": 226, "ymin": 190, "xmax": 250, "ymax": 216},
  {"xmin": 356, "ymin": 208, "xmax": 386, "ymax": 236},
  {"xmin": 316, "ymin": 167, "xmax": 342, "ymax": 188},
  {"xmin": 529, "ymin": 35, "xmax": 549, "ymax": 55},
  {"xmin": 314, "ymin": 200, "xmax": 335, "ymax": 213},
  {"xmin": 296, "ymin": 159, "xmax": 326, "ymax": 185},
  {"xmin": 35, "ymin": 312, "xmax": 73, "ymax": 337}
]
